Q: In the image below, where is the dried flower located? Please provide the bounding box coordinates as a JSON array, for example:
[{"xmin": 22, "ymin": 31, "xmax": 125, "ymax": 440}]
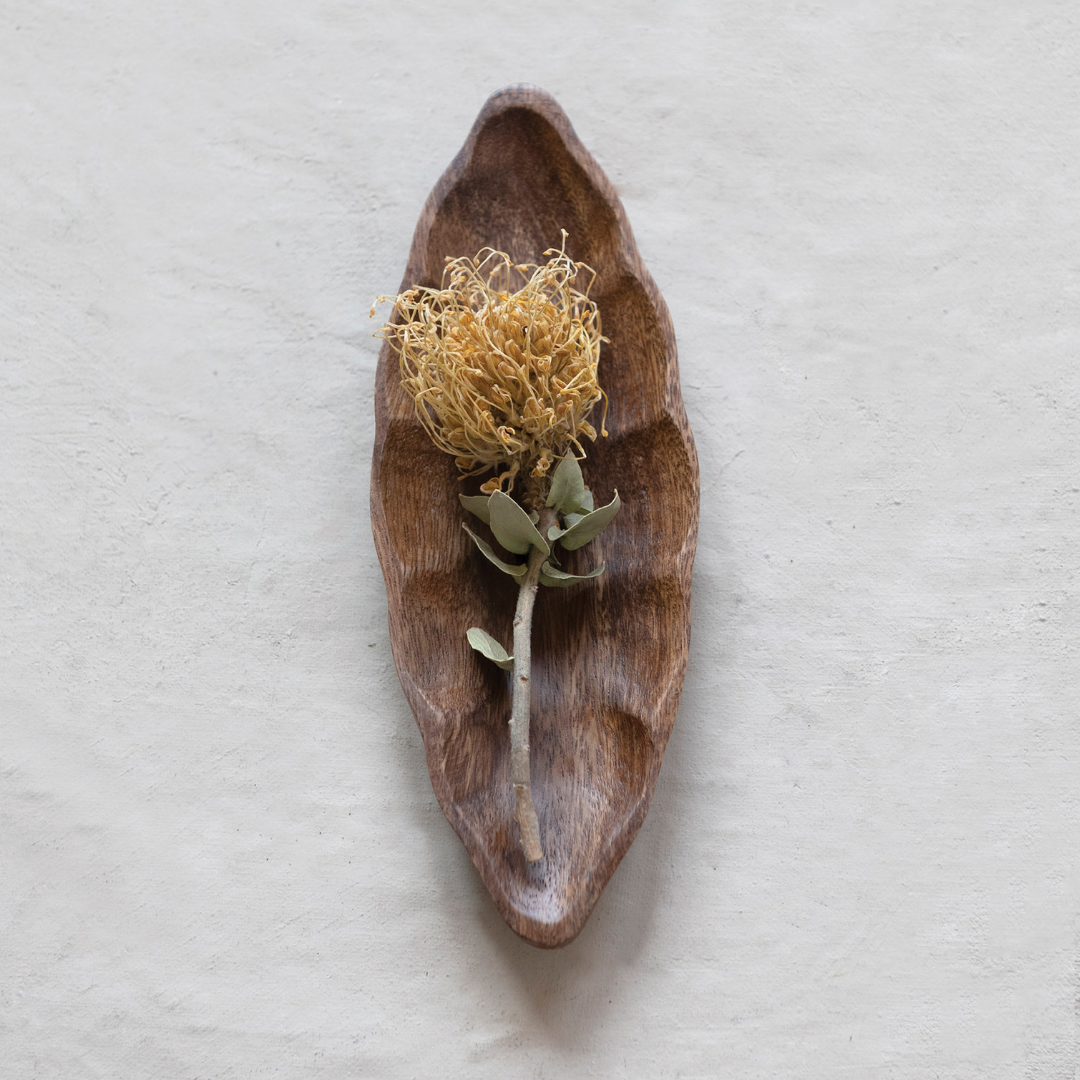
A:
[
  {"xmin": 372, "ymin": 233, "xmax": 607, "ymax": 497},
  {"xmin": 372, "ymin": 234, "xmax": 621, "ymax": 865}
]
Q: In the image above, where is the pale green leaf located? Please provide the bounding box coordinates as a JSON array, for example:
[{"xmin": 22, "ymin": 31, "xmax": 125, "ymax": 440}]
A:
[
  {"xmin": 539, "ymin": 561, "xmax": 606, "ymax": 587},
  {"xmin": 462, "ymin": 523, "xmax": 528, "ymax": 577},
  {"xmin": 488, "ymin": 490, "xmax": 550, "ymax": 556},
  {"xmin": 579, "ymin": 487, "xmax": 594, "ymax": 512},
  {"xmin": 467, "ymin": 627, "xmax": 514, "ymax": 670},
  {"xmin": 547, "ymin": 514, "xmax": 583, "ymax": 541},
  {"xmin": 458, "ymin": 493, "xmax": 492, "ymax": 524},
  {"xmin": 553, "ymin": 490, "xmax": 621, "ymax": 550},
  {"xmin": 545, "ymin": 456, "xmax": 585, "ymax": 514}
]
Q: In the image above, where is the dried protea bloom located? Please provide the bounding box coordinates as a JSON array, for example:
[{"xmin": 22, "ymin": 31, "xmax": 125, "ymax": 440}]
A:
[
  {"xmin": 372, "ymin": 234, "xmax": 621, "ymax": 866},
  {"xmin": 372, "ymin": 233, "xmax": 607, "ymax": 498}
]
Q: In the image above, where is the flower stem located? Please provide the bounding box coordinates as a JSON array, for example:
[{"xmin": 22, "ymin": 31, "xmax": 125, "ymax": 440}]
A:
[{"xmin": 510, "ymin": 507, "xmax": 557, "ymax": 862}]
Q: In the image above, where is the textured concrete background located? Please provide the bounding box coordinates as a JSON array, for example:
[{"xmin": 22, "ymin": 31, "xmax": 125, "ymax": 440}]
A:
[{"xmin": 3, "ymin": 2, "xmax": 1078, "ymax": 1076}]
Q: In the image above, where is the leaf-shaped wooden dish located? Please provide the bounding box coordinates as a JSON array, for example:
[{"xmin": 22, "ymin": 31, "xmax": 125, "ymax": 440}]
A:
[{"xmin": 371, "ymin": 85, "xmax": 699, "ymax": 948}]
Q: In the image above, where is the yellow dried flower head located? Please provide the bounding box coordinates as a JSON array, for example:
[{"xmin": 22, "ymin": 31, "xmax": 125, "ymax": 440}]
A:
[{"xmin": 373, "ymin": 233, "xmax": 608, "ymax": 496}]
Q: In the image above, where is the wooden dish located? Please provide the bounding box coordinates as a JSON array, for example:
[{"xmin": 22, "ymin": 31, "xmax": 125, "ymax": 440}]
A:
[{"xmin": 370, "ymin": 85, "xmax": 699, "ymax": 948}]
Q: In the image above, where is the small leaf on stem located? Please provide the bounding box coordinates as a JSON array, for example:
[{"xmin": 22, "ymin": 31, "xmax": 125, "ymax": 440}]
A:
[
  {"xmin": 550, "ymin": 490, "xmax": 621, "ymax": 550},
  {"xmin": 547, "ymin": 513, "xmax": 585, "ymax": 541},
  {"xmin": 546, "ymin": 456, "xmax": 586, "ymax": 515},
  {"xmin": 462, "ymin": 523, "xmax": 528, "ymax": 577},
  {"xmin": 459, "ymin": 494, "xmax": 492, "ymax": 524},
  {"xmin": 488, "ymin": 490, "xmax": 550, "ymax": 556},
  {"xmin": 539, "ymin": 562, "xmax": 606, "ymax": 587},
  {"xmin": 467, "ymin": 627, "xmax": 514, "ymax": 669}
]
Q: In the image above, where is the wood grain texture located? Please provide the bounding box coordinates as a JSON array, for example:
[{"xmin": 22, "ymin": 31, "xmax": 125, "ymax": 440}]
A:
[{"xmin": 370, "ymin": 86, "xmax": 699, "ymax": 948}]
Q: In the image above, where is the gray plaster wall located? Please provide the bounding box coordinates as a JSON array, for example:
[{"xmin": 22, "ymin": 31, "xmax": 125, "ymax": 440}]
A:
[{"xmin": 3, "ymin": 2, "xmax": 1077, "ymax": 1076}]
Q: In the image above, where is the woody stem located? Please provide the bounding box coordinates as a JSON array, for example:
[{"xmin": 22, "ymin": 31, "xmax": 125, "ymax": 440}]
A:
[{"xmin": 509, "ymin": 507, "xmax": 557, "ymax": 862}]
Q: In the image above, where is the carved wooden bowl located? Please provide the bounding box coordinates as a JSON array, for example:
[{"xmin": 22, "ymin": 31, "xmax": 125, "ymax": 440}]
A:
[{"xmin": 370, "ymin": 85, "xmax": 699, "ymax": 947}]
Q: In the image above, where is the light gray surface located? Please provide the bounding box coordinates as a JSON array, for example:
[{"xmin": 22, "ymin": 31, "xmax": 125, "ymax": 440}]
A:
[{"xmin": 3, "ymin": 2, "xmax": 1078, "ymax": 1076}]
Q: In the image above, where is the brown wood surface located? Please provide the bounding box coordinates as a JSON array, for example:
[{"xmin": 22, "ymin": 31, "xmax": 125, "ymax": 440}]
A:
[{"xmin": 370, "ymin": 85, "xmax": 700, "ymax": 948}]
